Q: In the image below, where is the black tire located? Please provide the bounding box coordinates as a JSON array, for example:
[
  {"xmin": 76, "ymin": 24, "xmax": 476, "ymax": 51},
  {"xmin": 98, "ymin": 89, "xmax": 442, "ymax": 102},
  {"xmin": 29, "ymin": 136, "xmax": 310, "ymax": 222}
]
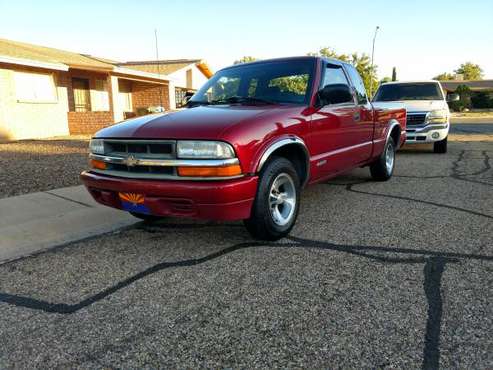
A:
[
  {"xmin": 129, "ymin": 212, "xmax": 163, "ymax": 223},
  {"xmin": 370, "ymin": 137, "xmax": 396, "ymax": 181},
  {"xmin": 433, "ymin": 136, "xmax": 448, "ymax": 154},
  {"xmin": 244, "ymin": 157, "xmax": 300, "ymax": 241}
]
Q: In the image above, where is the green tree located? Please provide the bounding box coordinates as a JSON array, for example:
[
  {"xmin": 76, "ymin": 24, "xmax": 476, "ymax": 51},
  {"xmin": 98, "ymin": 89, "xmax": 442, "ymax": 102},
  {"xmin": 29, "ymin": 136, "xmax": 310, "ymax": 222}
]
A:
[
  {"xmin": 309, "ymin": 47, "xmax": 377, "ymax": 96},
  {"xmin": 380, "ymin": 77, "xmax": 392, "ymax": 84},
  {"xmin": 234, "ymin": 56, "xmax": 258, "ymax": 65},
  {"xmin": 433, "ymin": 72, "xmax": 455, "ymax": 81},
  {"xmin": 392, "ymin": 67, "xmax": 397, "ymax": 81},
  {"xmin": 454, "ymin": 62, "xmax": 483, "ymax": 80},
  {"xmin": 449, "ymin": 84, "xmax": 472, "ymax": 111}
]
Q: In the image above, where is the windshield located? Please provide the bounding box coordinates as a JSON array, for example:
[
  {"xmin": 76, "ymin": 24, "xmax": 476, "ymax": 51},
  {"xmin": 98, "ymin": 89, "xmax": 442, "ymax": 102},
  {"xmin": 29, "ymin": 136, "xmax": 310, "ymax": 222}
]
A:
[
  {"xmin": 190, "ymin": 59, "xmax": 316, "ymax": 105},
  {"xmin": 373, "ymin": 83, "xmax": 443, "ymax": 101}
]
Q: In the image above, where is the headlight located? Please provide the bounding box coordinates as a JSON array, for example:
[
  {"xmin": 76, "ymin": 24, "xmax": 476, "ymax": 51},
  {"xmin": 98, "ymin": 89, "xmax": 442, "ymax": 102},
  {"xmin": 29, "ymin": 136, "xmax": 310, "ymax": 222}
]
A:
[
  {"xmin": 427, "ymin": 109, "xmax": 448, "ymax": 123},
  {"xmin": 177, "ymin": 141, "xmax": 235, "ymax": 159},
  {"xmin": 89, "ymin": 139, "xmax": 105, "ymax": 154}
]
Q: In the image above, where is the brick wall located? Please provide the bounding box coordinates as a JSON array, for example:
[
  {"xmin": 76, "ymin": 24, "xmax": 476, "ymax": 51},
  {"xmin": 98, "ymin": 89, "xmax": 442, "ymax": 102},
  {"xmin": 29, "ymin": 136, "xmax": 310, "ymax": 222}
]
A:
[
  {"xmin": 65, "ymin": 69, "xmax": 114, "ymax": 134},
  {"xmin": 132, "ymin": 81, "xmax": 170, "ymax": 112},
  {"xmin": 67, "ymin": 111, "xmax": 113, "ymax": 134}
]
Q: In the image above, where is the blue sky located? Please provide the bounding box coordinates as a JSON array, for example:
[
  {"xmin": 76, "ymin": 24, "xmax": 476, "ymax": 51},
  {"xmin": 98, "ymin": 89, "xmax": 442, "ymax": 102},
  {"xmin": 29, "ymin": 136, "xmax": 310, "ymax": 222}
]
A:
[{"xmin": 1, "ymin": 0, "xmax": 492, "ymax": 80}]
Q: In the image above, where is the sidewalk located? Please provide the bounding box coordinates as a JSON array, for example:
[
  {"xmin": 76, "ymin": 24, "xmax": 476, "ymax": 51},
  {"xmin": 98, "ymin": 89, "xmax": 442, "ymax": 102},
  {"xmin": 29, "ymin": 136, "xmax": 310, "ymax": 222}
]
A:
[{"xmin": 0, "ymin": 186, "xmax": 137, "ymax": 264}]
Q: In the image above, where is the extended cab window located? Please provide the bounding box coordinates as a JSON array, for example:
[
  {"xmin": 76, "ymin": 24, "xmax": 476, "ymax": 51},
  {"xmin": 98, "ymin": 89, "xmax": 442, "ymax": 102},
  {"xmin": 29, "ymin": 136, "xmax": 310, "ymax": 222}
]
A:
[{"xmin": 191, "ymin": 60, "xmax": 315, "ymax": 105}]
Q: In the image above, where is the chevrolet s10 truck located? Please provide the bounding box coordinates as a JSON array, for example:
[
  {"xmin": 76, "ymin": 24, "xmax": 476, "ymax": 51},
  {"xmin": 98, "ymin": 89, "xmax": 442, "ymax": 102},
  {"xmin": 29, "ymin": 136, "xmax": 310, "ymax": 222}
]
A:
[
  {"xmin": 81, "ymin": 57, "xmax": 406, "ymax": 240},
  {"xmin": 373, "ymin": 80, "xmax": 457, "ymax": 153}
]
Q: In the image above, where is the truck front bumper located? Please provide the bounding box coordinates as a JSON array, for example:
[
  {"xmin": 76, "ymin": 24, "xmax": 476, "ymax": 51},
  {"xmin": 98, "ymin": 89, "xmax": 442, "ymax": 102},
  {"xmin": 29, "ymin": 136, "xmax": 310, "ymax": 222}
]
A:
[
  {"xmin": 405, "ymin": 123, "xmax": 449, "ymax": 143},
  {"xmin": 80, "ymin": 171, "xmax": 258, "ymax": 221}
]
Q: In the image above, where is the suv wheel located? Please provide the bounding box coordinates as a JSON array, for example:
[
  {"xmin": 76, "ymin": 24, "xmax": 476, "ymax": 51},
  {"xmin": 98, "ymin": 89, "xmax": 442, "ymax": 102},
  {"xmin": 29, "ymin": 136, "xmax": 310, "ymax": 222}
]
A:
[
  {"xmin": 433, "ymin": 136, "xmax": 448, "ymax": 153},
  {"xmin": 244, "ymin": 157, "xmax": 300, "ymax": 240},
  {"xmin": 370, "ymin": 137, "xmax": 396, "ymax": 181}
]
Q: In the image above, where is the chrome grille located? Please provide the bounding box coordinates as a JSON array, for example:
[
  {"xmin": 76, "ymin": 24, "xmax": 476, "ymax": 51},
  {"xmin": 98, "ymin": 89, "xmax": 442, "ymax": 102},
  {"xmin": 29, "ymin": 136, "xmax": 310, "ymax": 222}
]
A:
[
  {"xmin": 406, "ymin": 113, "xmax": 427, "ymax": 126},
  {"xmin": 99, "ymin": 139, "xmax": 177, "ymax": 178}
]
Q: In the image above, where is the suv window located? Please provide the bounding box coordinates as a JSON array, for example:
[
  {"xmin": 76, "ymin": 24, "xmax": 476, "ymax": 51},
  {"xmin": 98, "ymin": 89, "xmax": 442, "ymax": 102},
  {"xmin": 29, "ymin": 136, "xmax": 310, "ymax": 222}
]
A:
[{"xmin": 345, "ymin": 65, "xmax": 368, "ymax": 104}]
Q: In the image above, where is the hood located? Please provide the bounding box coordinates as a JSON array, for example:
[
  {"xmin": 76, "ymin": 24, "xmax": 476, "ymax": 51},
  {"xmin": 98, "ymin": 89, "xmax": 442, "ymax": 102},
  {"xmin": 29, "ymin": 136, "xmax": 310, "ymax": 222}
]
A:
[
  {"xmin": 95, "ymin": 106, "xmax": 271, "ymax": 140},
  {"xmin": 400, "ymin": 100, "xmax": 448, "ymax": 113}
]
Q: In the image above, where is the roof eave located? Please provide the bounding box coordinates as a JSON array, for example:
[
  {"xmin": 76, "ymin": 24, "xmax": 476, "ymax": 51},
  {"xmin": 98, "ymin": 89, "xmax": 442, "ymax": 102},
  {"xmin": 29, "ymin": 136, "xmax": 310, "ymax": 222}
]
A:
[{"xmin": 0, "ymin": 55, "xmax": 69, "ymax": 71}]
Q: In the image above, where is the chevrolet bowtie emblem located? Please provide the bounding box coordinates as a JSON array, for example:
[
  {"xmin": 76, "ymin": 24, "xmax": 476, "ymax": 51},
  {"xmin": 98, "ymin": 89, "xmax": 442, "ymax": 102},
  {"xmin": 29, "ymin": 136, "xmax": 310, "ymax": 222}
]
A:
[{"xmin": 125, "ymin": 155, "xmax": 139, "ymax": 167}]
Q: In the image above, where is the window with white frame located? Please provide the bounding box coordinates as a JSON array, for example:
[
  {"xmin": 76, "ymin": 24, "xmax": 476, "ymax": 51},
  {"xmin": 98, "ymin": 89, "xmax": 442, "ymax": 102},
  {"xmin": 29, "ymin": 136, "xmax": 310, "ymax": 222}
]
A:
[
  {"xmin": 91, "ymin": 79, "xmax": 110, "ymax": 111},
  {"xmin": 14, "ymin": 71, "xmax": 57, "ymax": 102}
]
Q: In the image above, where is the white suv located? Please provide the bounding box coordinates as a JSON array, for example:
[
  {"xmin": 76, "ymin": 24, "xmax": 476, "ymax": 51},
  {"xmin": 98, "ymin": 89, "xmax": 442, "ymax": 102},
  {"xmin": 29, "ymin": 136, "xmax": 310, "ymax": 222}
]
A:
[{"xmin": 373, "ymin": 80, "xmax": 458, "ymax": 153}]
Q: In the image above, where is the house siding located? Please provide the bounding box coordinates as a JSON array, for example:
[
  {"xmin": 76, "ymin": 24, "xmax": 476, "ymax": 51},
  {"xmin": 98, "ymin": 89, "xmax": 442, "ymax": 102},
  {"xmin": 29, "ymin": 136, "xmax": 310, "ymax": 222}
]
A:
[{"xmin": 0, "ymin": 63, "xmax": 69, "ymax": 141}]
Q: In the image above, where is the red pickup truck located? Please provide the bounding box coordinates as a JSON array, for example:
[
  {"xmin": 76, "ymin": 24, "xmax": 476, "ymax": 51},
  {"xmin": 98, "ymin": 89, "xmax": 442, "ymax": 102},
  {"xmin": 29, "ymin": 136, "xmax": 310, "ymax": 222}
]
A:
[{"xmin": 81, "ymin": 57, "xmax": 406, "ymax": 240}]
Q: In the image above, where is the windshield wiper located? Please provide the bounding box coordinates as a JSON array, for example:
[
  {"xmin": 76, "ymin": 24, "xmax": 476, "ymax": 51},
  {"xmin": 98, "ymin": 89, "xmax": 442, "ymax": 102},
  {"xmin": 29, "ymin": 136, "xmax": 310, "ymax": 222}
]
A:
[{"xmin": 209, "ymin": 96, "xmax": 277, "ymax": 105}]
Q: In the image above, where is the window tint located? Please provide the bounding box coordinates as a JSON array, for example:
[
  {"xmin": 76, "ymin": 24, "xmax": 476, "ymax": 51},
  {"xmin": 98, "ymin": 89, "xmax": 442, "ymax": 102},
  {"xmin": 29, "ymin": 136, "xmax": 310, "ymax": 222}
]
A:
[{"xmin": 345, "ymin": 65, "xmax": 368, "ymax": 104}]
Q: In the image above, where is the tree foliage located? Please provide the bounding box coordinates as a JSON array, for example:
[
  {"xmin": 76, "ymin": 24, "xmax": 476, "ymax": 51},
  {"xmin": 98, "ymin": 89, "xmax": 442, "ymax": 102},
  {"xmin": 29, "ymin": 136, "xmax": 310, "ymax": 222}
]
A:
[
  {"xmin": 234, "ymin": 56, "xmax": 258, "ymax": 65},
  {"xmin": 309, "ymin": 47, "xmax": 378, "ymax": 96},
  {"xmin": 454, "ymin": 62, "xmax": 483, "ymax": 80},
  {"xmin": 433, "ymin": 72, "xmax": 455, "ymax": 81},
  {"xmin": 449, "ymin": 84, "xmax": 472, "ymax": 111}
]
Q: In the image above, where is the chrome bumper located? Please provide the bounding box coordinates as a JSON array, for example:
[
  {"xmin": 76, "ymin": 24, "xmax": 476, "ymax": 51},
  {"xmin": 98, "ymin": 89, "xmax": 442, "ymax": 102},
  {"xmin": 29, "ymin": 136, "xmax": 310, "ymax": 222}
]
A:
[{"xmin": 406, "ymin": 123, "xmax": 449, "ymax": 143}]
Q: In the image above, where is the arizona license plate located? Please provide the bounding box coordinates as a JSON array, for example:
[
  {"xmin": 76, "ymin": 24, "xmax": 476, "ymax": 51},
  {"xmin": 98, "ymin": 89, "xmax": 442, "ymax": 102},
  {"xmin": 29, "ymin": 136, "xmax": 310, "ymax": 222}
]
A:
[{"xmin": 118, "ymin": 192, "xmax": 151, "ymax": 214}]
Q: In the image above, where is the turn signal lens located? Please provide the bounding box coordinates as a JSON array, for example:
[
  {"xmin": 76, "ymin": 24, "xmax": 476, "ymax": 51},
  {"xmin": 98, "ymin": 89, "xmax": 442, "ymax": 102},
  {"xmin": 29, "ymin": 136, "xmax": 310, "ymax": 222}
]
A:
[
  {"xmin": 90, "ymin": 159, "xmax": 107, "ymax": 170},
  {"xmin": 177, "ymin": 164, "xmax": 242, "ymax": 177}
]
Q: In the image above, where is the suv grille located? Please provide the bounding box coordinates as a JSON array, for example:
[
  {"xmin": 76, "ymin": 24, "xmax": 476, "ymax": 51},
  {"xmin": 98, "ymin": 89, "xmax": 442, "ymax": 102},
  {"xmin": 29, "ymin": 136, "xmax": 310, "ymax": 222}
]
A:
[{"xmin": 406, "ymin": 113, "xmax": 427, "ymax": 126}]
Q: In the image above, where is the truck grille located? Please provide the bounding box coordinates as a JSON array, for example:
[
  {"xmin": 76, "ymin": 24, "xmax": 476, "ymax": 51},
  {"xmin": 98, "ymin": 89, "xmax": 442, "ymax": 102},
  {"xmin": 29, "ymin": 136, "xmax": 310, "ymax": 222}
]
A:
[
  {"xmin": 406, "ymin": 113, "xmax": 427, "ymax": 126},
  {"xmin": 101, "ymin": 140, "xmax": 177, "ymax": 178}
]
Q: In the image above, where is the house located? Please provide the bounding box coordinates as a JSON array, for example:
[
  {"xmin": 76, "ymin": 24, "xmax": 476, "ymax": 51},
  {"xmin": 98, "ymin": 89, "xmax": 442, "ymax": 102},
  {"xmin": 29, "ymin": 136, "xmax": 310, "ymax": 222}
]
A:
[
  {"xmin": 0, "ymin": 38, "xmax": 213, "ymax": 141},
  {"xmin": 440, "ymin": 80, "xmax": 493, "ymax": 109}
]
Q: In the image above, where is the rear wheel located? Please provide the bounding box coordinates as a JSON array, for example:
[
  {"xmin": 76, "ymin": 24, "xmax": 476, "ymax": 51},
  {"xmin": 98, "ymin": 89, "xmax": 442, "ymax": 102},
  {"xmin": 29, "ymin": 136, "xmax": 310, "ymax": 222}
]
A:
[
  {"xmin": 129, "ymin": 212, "xmax": 163, "ymax": 223},
  {"xmin": 433, "ymin": 136, "xmax": 448, "ymax": 153},
  {"xmin": 244, "ymin": 157, "xmax": 300, "ymax": 241},
  {"xmin": 370, "ymin": 137, "xmax": 396, "ymax": 181}
]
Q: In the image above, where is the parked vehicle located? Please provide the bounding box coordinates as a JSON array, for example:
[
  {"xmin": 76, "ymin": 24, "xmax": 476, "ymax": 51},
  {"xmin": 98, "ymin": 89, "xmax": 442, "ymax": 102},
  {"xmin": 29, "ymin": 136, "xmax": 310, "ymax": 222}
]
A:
[
  {"xmin": 81, "ymin": 56, "xmax": 406, "ymax": 240},
  {"xmin": 373, "ymin": 80, "xmax": 458, "ymax": 153}
]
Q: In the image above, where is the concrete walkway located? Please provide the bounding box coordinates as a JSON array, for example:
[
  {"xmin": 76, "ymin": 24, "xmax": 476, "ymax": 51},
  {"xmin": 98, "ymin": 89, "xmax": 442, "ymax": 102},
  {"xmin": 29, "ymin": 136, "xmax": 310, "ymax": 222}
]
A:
[{"xmin": 0, "ymin": 186, "xmax": 137, "ymax": 264}]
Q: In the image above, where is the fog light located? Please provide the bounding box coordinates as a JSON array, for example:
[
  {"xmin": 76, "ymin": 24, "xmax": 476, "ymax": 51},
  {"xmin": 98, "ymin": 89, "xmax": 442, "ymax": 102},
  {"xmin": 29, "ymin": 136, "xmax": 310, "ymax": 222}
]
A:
[{"xmin": 432, "ymin": 132, "xmax": 440, "ymax": 139}]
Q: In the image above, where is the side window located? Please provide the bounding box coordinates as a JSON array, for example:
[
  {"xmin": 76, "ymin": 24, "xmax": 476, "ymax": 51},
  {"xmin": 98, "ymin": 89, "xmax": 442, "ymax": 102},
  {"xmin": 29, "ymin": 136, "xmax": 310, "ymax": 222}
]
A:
[
  {"xmin": 346, "ymin": 65, "xmax": 368, "ymax": 104},
  {"xmin": 322, "ymin": 65, "xmax": 350, "ymax": 88},
  {"xmin": 319, "ymin": 64, "xmax": 354, "ymax": 105}
]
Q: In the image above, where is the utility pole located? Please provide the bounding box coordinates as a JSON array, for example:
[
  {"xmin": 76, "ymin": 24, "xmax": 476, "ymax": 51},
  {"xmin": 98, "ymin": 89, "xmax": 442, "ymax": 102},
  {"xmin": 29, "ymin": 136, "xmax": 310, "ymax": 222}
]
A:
[
  {"xmin": 154, "ymin": 29, "xmax": 164, "ymax": 111},
  {"xmin": 370, "ymin": 26, "xmax": 380, "ymax": 97}
]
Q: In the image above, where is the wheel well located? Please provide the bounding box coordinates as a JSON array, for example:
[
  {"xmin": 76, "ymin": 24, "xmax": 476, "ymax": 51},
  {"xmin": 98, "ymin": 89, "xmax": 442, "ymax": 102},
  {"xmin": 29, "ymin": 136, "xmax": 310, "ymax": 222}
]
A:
[
  {"xmin": 262, "ymin": 144, "xmax": 309, "ymax": 186},
  {"xmin": 390, "ymin": 125, "xmax": 401, "ymax": 147}
]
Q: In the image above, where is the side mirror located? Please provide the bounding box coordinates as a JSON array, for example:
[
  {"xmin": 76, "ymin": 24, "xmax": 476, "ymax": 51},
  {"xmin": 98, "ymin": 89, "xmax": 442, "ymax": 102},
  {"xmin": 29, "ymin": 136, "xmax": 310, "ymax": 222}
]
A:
[
  {"xmin": 447, "ymin": 93, "xmax": 460, "ymax": 102},
  {"xmin": 318, "ymin": 84, "xmax": 353, "ymax": 106}
]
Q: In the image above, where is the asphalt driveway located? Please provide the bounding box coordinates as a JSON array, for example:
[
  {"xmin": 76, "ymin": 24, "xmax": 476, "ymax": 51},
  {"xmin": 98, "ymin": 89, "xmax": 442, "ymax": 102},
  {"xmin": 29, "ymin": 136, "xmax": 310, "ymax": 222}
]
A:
[{"xmin": 0, "ymin": 141, "xmax": 492, "ymax": 369}]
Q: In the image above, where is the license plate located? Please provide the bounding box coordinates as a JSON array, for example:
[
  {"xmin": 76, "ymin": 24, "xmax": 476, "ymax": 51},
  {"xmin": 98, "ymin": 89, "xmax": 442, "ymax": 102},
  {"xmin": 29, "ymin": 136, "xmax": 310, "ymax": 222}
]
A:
[{"xmin": 118, "ymin": 192, "xmax": 151, "ymax": 214}]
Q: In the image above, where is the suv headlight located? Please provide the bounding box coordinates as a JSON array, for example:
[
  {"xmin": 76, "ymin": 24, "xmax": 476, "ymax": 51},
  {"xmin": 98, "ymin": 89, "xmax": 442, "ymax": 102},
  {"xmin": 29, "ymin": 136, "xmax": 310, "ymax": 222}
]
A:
[
  {"xmin": 427, "ymin": 109, "xmax": 448, "ymax": 124},
  {"xmin": 89, "ymin": 139, "xmax": 105, "ymax": 154},
  {"xmin": 177, "ymin": 140, "xmax": 235, "ymax": 159}
]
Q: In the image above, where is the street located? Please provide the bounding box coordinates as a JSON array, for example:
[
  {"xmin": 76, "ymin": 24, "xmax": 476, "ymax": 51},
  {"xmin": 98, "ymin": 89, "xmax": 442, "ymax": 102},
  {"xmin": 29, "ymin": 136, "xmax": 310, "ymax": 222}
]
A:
[{"xmin": 0, "ymin": 140, "xmax": 492, "ymax": 368}]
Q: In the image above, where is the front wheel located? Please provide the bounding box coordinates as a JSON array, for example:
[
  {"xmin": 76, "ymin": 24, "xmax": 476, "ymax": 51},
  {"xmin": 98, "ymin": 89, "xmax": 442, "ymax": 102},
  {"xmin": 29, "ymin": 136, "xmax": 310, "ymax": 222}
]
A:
[
  {"xmin": 433, "ymin": 136, "xmax": 448, "ymax": 153},
  {"xmin": 370, "ymin": 137, "xmax": 396, "ymax": 181},
  {"xmin": 244, "ymin": 157, "xmax": 300, "ymax": 241}
]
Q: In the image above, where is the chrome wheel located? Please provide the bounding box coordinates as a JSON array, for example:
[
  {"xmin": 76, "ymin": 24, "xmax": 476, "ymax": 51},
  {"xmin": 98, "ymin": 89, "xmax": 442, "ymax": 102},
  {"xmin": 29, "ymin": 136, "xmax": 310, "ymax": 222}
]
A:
[
  {"xmin": 385, "ymin": 142, "xmax": 395, "ymax": 173},
  {"xmin": 269, "ymin": 173, "xmax": 296, "ymax": 226}
]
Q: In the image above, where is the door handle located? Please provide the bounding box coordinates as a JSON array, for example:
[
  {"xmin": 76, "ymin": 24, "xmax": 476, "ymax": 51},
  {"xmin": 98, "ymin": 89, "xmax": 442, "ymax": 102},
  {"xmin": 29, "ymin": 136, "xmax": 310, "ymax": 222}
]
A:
[{"xmin": 353, "ymin": 112, "xmax": 361, "ymax": 121}]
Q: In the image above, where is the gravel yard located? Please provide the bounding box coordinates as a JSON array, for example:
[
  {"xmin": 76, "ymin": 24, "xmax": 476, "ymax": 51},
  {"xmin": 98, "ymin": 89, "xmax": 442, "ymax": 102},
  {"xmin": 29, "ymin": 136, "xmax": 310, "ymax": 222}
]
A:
[
  {"xmin": 0, "ymin": 141, "xmax": 491, "ymax": 368},
  {"xmin": 0, "ymin": 138, "xmax": 89, "ymax": 198}
]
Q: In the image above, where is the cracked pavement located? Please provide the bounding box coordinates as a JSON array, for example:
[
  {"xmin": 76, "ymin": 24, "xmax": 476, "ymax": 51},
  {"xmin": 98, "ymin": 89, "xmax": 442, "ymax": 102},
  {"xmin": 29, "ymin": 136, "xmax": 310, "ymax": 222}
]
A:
[{"xmin": 0, "ymin": 141, "xmax": 492, "ymax": 369}]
